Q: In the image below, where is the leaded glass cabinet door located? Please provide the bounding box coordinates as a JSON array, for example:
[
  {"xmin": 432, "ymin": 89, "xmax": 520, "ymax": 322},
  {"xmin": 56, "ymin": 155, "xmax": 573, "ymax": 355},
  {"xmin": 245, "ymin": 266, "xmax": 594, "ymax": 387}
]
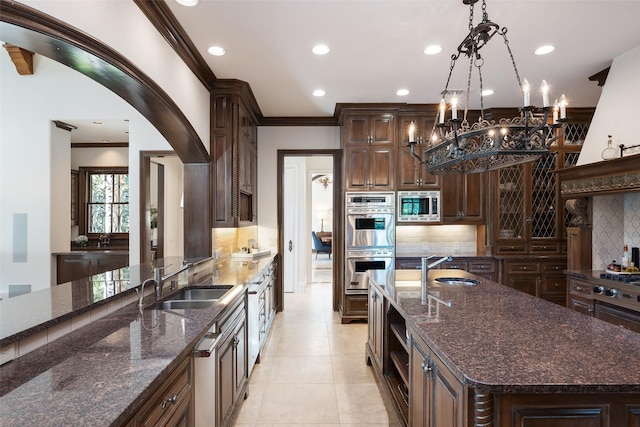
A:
[
  {"xmin": 530, "ymin": 153, "xmax": 558, "ymax": 239},
  {"xmin": 497, "ymin": 165, "xmax": 526, "ymax": 240}
]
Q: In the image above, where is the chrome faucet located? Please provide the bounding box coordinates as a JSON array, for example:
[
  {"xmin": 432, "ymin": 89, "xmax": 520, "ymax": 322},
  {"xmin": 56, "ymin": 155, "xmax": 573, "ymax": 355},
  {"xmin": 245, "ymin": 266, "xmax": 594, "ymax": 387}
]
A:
[
  {"xmin": 153, "ymin": 262, "xmax": 193, "ymax": 299},
  {"xmin": 421, "ymin": 255, "xmax": 453, "ymax": 305},
  {"xmin": 138, "ymin": 278, "xmax": 159, "ymax": 307}
]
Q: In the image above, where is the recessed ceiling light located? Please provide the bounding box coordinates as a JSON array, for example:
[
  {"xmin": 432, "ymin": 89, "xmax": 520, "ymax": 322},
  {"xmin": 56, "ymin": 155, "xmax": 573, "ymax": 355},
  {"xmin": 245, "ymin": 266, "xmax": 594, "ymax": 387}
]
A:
[
  {"xmin": 312, "ymin": 45, "xmax": 330, "ymax": 55},
  {"xmin": 313, "ymin": 89, "xmax": 326, "ymax": 97},
  {"xmin": 424, "ymin": 45, "xmax": 442, "ymax": 55},
  {"xmin": 481, "ymin": 89, "xmax": 494, "ymax": 96},
  {"xmin": 207, "ymin": 46, "xmax": 226, "ymax": 56},
  {"xmin": 396, "ymin": 89, "xmax": 410, "ymax": 96},
  {"xmin": 176, "ymin": 0, "xmax": 199, "ymax": 6},
  {"xmin": 535, "ymin": 45, "xmax": 555, "ymax": 55}
]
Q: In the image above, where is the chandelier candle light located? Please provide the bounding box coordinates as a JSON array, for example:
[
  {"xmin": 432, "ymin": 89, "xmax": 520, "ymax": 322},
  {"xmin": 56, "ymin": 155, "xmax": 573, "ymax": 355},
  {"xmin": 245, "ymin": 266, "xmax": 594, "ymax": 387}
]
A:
[{"xmin": 408, "ymin": 0, "xmax": 568, "ymax": 174}]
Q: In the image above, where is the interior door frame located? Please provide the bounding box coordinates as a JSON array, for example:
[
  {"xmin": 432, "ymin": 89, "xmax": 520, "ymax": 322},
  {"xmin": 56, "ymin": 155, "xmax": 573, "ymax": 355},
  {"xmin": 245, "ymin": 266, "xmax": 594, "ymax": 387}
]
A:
[
  {"xmin": 140, "ymin": 150, "xmax": 174, "ymax": 264},
  {"xmin": 277, "ymin": 149, "xmax": 342, "ymax": 312}
]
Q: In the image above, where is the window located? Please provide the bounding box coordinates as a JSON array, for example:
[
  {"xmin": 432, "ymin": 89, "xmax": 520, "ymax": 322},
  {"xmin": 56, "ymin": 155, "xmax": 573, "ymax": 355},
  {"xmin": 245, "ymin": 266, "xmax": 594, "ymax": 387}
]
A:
[{"xmin": 84, "ymin": 169, "xmax": 129, "ymax": 234}]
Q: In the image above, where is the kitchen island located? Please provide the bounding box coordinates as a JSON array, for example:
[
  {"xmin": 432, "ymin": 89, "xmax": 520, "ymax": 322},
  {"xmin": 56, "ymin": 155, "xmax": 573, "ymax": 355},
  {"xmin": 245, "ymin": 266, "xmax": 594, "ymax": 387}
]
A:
[
  {"xmin": 0, "ymin": 254, "xmax": 276, "ymax": 426},
  {"xmin": 367, "ymin": 268, "xmax": 640, "ymax": 426}
]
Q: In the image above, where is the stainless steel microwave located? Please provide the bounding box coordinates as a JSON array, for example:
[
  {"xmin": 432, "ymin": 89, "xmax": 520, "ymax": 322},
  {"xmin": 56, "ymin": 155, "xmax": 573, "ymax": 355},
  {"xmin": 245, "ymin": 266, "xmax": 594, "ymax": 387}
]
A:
[{"xmin": 397, "ymin": 191, "xmax": 441, "ymax": 222}]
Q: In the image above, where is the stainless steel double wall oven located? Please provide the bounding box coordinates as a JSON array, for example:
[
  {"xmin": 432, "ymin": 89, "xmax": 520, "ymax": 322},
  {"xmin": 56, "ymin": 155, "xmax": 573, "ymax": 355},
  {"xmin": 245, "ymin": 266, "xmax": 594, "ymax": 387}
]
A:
[{"xmin": 344, "ymin": 192, "xmax": 395, "ymax": 294}]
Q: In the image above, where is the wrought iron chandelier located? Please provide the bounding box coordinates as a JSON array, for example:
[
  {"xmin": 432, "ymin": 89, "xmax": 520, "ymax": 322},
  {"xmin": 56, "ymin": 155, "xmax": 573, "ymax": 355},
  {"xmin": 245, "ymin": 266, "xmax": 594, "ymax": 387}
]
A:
[{"xmin": 409, "ymin": 0, "xmax": 567, "ymax": 174}]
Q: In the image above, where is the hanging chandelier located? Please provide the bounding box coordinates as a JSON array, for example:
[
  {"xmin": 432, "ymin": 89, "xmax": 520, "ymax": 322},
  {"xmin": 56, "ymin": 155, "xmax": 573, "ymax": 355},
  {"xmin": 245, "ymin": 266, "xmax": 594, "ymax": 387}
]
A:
[{"xmin": 409, "ymin": 0, "xmax": 567, "ymax": 174}]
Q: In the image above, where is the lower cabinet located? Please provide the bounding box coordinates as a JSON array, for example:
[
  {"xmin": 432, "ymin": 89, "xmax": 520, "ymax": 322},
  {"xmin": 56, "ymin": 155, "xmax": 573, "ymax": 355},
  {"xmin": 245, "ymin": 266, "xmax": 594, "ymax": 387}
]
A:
[
  {"xmin": 216, "ymin": 295, "xmax": 248, "ymax": 427},
  {"xmin": 340, "ymin": 293, "xmax": 369, "ymax": 323},
  {"xmin": 566, "ymin": 276, "xmax": 594, "ymax": 316},
  {"xmin": 366, "ymin": 283, "xmax": 640, "ymax": 427},
  {"xmin": 410, "ymin": 329, "xmax": 465, "ymax": 427},
  {"xmin": 502, "ymin": 257, "xmax": 567, "ymax": 306},
  {"xmin": 127, "ymin": 356, "xmax": 194, "ymax": 427},
  {"xmin": 56, "ymin": 252, "xmax": 129, "ymax": 284},
  {"xmin": 366, "ymin": 284, "xmax": 384, "ymax": 369}
]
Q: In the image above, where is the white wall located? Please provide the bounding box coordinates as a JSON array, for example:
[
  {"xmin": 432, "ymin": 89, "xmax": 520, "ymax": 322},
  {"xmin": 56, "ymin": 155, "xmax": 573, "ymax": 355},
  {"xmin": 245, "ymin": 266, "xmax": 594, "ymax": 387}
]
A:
[
  {"xmin": 309, "ymin": 157, "xmax": 334, "ymax": 234},
  {"xmin": 256, "ymin": 126, "xmax": 340, "ymax": 252},
  {"xmin": 155, "ymin": 157, "xmax": 184, "ymax": 258},
  {"xmin": 578, "ymin": 44, "xmax": 640, "ymax": 165},
  {"xmin": 19, "ymin": 0, "xmax": 210, "ymax": 151},
  {"xmin": 0, "ymin": 53, "xmax": 171, "ymax": 294}
]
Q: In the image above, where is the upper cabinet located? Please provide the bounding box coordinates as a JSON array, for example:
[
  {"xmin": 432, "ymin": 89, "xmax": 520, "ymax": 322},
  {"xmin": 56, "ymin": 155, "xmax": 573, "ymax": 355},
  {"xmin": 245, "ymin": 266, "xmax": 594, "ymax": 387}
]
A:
[
  {"xmin": 396, "ymin": 115, "xmax": 440, "ymax": 190},
  {"xmin": 211, "ymin": 80, "xmax": 261, "ymax": 227},
  {"xmin": 493, "ymin": 111, "xmax": 592, "ymax": 254},
  {"xmin": 344, "ymin": 114, "xmax": 395, "ymax": 146},
  {"xmin": 442, "ymin": 173, "xmax": 485, "ymax": 223},
  {"xmin": 341, "ymin": 110, "xmax": 397, "ymax": 191}
]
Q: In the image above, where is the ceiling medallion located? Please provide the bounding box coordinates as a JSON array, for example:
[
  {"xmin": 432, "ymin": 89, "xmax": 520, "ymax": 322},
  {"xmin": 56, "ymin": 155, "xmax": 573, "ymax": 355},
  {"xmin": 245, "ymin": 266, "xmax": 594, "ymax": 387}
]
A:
[{"xmin": 408, "ymin": 0, "xmax": 568, "ymax": 174}]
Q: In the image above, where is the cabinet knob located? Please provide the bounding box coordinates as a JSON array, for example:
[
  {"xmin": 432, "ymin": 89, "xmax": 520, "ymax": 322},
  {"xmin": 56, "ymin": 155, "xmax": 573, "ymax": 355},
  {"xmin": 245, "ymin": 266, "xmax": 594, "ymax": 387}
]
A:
[
  {"xmin": 161, "ymin": 392, "xmax": 178, "ymax": 409},
  {"xmin": 421, "ymin": 360, "xmax": 433, "ymax": 374}
]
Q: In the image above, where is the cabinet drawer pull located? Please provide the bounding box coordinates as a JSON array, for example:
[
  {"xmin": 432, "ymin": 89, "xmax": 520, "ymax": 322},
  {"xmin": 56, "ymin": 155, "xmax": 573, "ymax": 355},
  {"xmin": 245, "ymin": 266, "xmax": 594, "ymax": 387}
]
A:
[{"xmin": 161, "ymin": 392, "xmax": 178, "ymax": 409}]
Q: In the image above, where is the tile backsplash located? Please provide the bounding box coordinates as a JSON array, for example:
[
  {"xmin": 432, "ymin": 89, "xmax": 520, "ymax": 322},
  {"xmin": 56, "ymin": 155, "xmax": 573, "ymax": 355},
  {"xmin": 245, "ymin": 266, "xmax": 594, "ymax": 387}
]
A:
[
  {"xmin": 396, "ymin": 225, "xmax": 478, "ymax": 256},
  {"xmin": 592, "ymin": 192, "xmax": 640, "ymax": 269}
]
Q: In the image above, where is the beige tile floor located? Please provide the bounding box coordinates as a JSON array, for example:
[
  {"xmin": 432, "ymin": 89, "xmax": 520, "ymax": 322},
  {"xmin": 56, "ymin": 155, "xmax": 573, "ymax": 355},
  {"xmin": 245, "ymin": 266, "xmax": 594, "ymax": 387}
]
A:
[{"xmin": 233, "ymin": 267, "xmax": 398, "ymax": 427}]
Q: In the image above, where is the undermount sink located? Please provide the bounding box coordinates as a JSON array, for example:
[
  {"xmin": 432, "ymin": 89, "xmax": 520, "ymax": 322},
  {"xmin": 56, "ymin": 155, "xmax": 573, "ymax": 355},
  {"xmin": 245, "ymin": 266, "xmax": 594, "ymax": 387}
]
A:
[
  {"xmin": 435, "ymin": 277, "xmax": 480, "ymax": 286},
  {"xmin": 151, "ymin": 299, "xmax": 219, "ymax": 310},
  {"xmin": 166, "ymin": 285, "xmax": 234, "ymax": 301},
  {"xmin": 145, "ymin": 285, "xmax": 234, "ymax": 310}
]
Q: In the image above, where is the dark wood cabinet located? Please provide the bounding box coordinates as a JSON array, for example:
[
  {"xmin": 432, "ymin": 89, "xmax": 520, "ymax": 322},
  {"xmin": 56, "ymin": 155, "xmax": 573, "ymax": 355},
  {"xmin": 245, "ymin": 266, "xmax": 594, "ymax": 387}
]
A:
[
  {"xmin": 344, "ymin": 145, "xmax": 394, "ymax": 190},
  {"xmin": 211, "ymin": 81, "xmax": 259, "ymax": 227},
  {"xmin": 216, "ymin": 294, "xmax": 248, "ymax": 427},
  {"xmin": 367, "ymin": 284, "xmax": 385, "ymax": 368},
  {"xmin": 397, "ymin": 115, "xmax": 440, "ymax": 190},
  {"xmin": 410, "ymin": 330, "xmax": 465, "ymax": 427},
  {"xmin": 340, "ymin": 293, "xmax": 369, "ymax": 324},
  {"xmin": 502, "ymin": 257, "xmax": 567, "ymax": 305},
  {"xmin": 56, "ymin": 252, "xmax": 128, "ymax": 284},
  {"xmin": 342, "ymin": 112, "xmax": 397, "ymax": 191},
  {"xmin": 128, "ymin": 356, "xmax": 194, "ymax": 427},
  {"xmin": 441, "ymin": 173, "xmax": 484, "ymax": 223},
  {"xmin": 567, "ymin": 276, "xmax": 594, "ymax": 316},
  {"xmin": 344, "ymin": 113, "xmax": 396, "ymax": 146}
]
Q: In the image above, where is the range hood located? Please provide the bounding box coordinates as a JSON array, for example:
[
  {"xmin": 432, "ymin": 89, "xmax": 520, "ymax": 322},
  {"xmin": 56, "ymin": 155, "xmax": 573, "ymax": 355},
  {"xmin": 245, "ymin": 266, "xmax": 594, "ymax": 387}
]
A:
[{"xmin": 556, "ymin": 155, "xmax": 640, "ymax": 198}]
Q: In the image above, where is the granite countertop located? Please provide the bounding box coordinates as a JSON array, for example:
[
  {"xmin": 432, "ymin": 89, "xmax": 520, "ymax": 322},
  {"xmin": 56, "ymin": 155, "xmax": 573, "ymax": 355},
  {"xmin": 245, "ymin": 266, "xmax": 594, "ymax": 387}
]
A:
[
  {"xmin": 0, "ymin": 254, "xmax": 276, "ymax": 426},
  {"xmin": 376, "ymin": 269, "xmax": 640, "ymax": 394}
]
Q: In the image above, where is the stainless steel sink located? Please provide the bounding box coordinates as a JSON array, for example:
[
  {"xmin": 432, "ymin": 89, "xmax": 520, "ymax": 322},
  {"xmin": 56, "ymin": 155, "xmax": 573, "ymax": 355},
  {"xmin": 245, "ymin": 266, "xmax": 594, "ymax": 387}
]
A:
[
  {"xmin": 165, "ymin": 285, "xmax": 233, "ymax": 301},
  {"xmin": 145, "ymin": 285, "xmax": 234, "ymax": 310},
  {"xmin": 152, "ymin": 299, "xmax": 219, "ymax": 310},
  {"xmin": 435, "ymin": 277, "xmax": 480, "ymax": 286}
]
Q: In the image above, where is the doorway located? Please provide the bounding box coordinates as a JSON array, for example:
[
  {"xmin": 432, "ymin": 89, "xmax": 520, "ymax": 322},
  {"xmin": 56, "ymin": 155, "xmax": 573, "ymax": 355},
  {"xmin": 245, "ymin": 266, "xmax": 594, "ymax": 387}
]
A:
[
  {"xmin": 140, "ymin": 151, "xmax": 184, "ymax": 264},
  {"xmin": 277, "ymin": 150, "xmax": 342, "ymax": 313}
]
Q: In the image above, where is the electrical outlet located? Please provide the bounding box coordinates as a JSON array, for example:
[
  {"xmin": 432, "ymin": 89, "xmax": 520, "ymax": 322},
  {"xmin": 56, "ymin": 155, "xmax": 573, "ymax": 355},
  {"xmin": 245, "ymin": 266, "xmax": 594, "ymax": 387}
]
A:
[{"xmin": 0, "ymin": 343, "xmax": 16, "ymax": 365}]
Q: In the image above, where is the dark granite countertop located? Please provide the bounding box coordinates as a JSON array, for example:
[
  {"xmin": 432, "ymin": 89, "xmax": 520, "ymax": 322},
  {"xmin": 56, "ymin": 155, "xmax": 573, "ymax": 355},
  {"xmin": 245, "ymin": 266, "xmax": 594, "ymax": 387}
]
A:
[
  {"xmin": 0, "ymin": 254, "xmax": 276, "ymax": 426},
  {"xmin": 375, "ymin": 269, "xmax": 640, "ymax": 394}
]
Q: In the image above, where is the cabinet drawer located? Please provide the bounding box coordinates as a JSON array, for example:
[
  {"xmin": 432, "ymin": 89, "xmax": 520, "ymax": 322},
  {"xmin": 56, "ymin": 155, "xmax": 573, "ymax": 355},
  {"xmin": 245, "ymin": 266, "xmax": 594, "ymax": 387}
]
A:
[
  {"xmin": 134, "ymin": 357, "xmax": 192, "ymax": 427},
  {"xmin": 541, "ymin": 261, "xmax": 566, "ymax": 273},
  {"xmin": 529, "ymin": 242, "xmax": 561, "ymax": 253},
  {"xmin": 568, "ymin": 278, "xmax": 592, "ymax": 297},
  {"xmin": 468, "ymin": 260, "xmax": 496, "ymax": 274},
  {"xmin": 496, "ymin": 243, "xmax": 527, "ymax": 254},
  {"xmin": 441, "ymin": 261, "xmax": 468, "ymax": 271},
  {"xmin": 540, "ymin": 276, "xmax": 567, "ymax": 295},
  {"xmin": 506, "ymin": 262, "xmax": 539, "ymax": 274}
]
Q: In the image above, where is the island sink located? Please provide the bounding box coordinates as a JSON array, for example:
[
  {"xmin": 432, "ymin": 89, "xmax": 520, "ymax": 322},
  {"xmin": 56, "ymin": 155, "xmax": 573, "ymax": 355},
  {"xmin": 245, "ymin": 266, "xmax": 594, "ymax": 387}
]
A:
[{"xmin": 434, "ymin": 277, "xmax": 480, "ymax": 286}]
